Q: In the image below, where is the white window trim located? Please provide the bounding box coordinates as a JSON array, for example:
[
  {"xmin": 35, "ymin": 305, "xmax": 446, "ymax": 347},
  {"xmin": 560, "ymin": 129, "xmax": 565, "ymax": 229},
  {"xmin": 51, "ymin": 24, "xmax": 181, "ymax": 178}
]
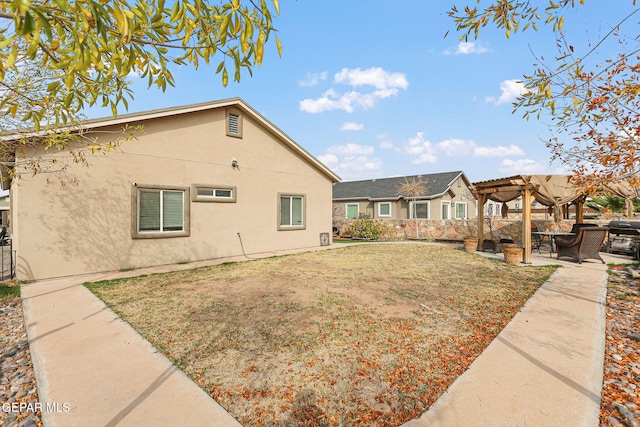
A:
[
  {"xmin": 132, "ymin": 184, "xmax": 190, "ymax": 239},
  {"xmin": 346, "ymin": 203, "xmax": 359, "ymax": 219},
  {"xmin": 378, "ymin": 202, "xmax": 392, "ymax": 218},
  {"xmin": 455, "ymin": 202, "xmax": 468, "ymax": 219},
  {"xmin": 441, "ymin": 201, "xmax": 451, "ymax": 220},
  {"xmin": 278, "ymin": 193, "xmax": 306, "ymax": 230},
  {"xmin": 409, "ymin": 200, "xmax": 430, "ymax": 220},
  {"xmin": 191, "ymin": 184, "xmax": 237, "ymax": 203}
]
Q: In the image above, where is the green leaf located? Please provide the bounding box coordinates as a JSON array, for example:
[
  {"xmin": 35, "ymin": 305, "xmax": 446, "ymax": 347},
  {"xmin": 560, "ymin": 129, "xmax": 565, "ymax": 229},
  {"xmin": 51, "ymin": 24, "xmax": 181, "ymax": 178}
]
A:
[
  {"xmin": 5, "ymin": 44, "xmax": 18, "ymax": 69},
  {"xmin": 33, "ymin": 10, "xmax": 53, "ymax": 41},
  {"xmin": 0, "ymin": 36, "xmax": 16, "ymax": 49},
  {"xmin": 222, "ymin": 67, "xmax": 228, "ymax": 86},
  {"xmin": 52, "ymin": 0, "xmax": 73, "ymax": 14},
  {"xmin": 18, "ymin": 12, "xmax": 37, "ymax": 35},
  {"xmin": 14, "ymin": 0, "xmax": 31, "ymax": 14}
]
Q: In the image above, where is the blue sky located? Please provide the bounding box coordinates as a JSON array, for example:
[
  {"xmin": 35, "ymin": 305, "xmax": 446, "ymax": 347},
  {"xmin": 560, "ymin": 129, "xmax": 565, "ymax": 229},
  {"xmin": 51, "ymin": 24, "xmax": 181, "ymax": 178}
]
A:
[{"xmin": 84, "ymin": 1, "xmax": 639, "ymax": 183}]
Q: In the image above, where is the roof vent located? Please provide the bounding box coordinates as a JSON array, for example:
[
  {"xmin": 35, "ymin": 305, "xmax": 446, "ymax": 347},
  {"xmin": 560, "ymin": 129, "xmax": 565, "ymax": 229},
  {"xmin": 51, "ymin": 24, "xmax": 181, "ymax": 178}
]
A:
[{"xmin": 226, "ymin": 110, "xmax": 243, "ymax": 138}]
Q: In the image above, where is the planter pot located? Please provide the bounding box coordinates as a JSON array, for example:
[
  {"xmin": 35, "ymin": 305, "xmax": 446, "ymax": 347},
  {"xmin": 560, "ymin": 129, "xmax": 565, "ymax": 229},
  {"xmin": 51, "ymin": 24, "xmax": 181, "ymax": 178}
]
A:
[
  {"xmin": 503, "ymin": 245, "xmax": 524, "ymax": 264},
  {"xmin": 463, "ymin": 237, "xmax": 479, "ymax": 253}
]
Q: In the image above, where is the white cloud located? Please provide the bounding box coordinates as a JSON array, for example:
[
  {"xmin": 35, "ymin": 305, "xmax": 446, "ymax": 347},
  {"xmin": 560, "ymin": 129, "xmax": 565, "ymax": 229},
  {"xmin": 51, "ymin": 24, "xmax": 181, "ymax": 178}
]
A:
[
  {"xmin": 298, "ymin": 72, "xmax": 328, "ymax": 87},
  {"xmin": 444, "ymin": 41, "xmax": 488, "ymax": 55},
  {"xmin": 334, "ymin": 67, "xmax": 408, "ymax": 90},
  {"xmin": 377, "ymin": 133, "xmax": 394, "ymax": 149},
  {"xmin": 406, "ymin": 132, "xmax": 438, "ymax": 164},
  {"xmin": 474, "ymin": 144, "xmax": 525, "ymax": 157},
  {"xmin": 437, "ymin": 138, "xmax": 476, "ymax": 156},
  {"xmin": 341, "ymin": 121, "xmax": 364, "ymax": 131},
  {"xmin": 317, "ymin": 153, "xmax": 338, "ymax": 167},
  {"xmin": 319, "ymin": 143, "xmax": 382, "ymax": 180},
  {"xmin": 299, "ymin": 67, "xmax": 408, "ymax": 114},
  {"xmin": 486, "ymin": 79, "xmax": 525, "ymax": 105},
  {"xmin": 401, "ymin": 133, "xmax": 529, "ymax": 167},
  {"xmin": 300, "ymin": 89, "xmax": 380, "ymax": 113},
  {"xmin": 499, "ymin": 158, "xmax": 545, "ymax": 174},
  {"xmin": 325, "ymin": 143, "xmax": 374, "ymax": 156}
]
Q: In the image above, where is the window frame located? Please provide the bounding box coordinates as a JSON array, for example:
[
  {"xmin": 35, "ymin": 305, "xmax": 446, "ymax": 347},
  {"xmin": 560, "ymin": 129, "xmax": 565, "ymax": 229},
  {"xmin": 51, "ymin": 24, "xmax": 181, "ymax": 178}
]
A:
[
  {"xmin": 409, "ymin": 200, "xmax": 430, "ymax": 220},
  {"xmin": 132, "ymin": 184, "xmax": 190, "ymax": 239},
  {"xmin": 278, "ymin": 193, "xmax": 306, "ymax": 230},
  {"xmin": 378, "ymin": 202, "xmax": 392, "ymax": 218},
  {"xmin": 226, "ymin": 109, "xmax": 243, "ymax": 138},
  {"xmin": 346, "ymin": 203, "xmax": 360, "ymax": 219},
  {"xmin": 441, "ymin": 201, "xmax": 451, "ymax": 220},
  {"xmin": 191, "ymin": 184, "xmax": 237, "ymax": 203},
  {"xmin": 455, "ymin": 202, "xmax": 468, "ymax": 219}
]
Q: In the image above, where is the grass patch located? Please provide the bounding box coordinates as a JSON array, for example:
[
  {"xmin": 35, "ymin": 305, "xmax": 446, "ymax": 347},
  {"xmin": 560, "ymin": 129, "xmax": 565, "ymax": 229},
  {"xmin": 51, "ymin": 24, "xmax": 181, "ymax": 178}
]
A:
[
  {"xmin": 86, "ymin": 244, "xmax": 556, "ymax": 426},
  {"xmin": 0, "ymin": 282, "xmax": 20, "ymax": 302}
]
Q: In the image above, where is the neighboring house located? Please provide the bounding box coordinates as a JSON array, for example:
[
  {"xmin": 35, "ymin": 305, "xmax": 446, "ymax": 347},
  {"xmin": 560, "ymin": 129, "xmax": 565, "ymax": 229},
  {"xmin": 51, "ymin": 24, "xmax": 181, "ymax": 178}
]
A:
[
  {"xmin": 332, "ymin": 171, "xmax": 476, "ymax": 221},
  {"xmin": 5, "ymin": 98, "xmax": 340, "ymax": 281}
]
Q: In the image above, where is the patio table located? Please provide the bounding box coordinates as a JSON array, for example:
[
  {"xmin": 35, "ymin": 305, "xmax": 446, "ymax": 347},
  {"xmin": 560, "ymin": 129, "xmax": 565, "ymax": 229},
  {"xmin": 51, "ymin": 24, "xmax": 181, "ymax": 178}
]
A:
[{"xmin": 532, "ymin": 232, "xmax": 575, "ymax": 258}]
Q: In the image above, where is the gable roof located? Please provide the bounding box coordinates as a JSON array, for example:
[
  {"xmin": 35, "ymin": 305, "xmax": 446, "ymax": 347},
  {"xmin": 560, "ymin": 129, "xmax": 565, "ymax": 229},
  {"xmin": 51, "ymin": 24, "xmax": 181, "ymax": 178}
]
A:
[
  {"xmin": 2, "ymin": 98, "xmax": 340, "ymax": 183},
  {"xmin": 333, "ymin": 171, "xmax": 469, "ymax": 201}
]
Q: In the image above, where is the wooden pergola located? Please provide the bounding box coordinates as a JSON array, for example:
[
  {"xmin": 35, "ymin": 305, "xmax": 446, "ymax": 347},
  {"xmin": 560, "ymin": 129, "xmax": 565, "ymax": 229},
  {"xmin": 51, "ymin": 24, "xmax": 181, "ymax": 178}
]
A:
[{"xmin": 470, "ymin": 175, "xmax": 587, "ymax": 264}]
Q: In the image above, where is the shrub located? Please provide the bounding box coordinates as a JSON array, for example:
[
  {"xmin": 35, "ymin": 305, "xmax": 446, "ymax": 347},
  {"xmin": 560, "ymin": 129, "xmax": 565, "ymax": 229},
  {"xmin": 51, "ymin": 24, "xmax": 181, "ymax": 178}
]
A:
[{"xmin": 349, "ymin": 215, "xmax": 385, "ymax": 240}]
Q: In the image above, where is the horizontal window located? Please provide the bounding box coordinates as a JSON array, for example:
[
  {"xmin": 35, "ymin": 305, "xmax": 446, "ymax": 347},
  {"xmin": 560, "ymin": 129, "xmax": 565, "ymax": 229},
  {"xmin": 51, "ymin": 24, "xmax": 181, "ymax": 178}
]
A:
[
  {"xmin": 132, "ymin": 185, "xmax": 190, "ymax": 238},
  {"xmin": 191, "ymin": 184, "xmax": 237, "ymax": 203}
]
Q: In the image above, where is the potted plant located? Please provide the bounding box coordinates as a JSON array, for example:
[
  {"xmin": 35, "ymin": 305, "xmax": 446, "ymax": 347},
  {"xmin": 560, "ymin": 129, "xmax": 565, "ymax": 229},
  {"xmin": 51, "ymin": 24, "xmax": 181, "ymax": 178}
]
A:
[
  {"xmin": 464, "ymin": 235, "xmax": 479, "ymax": 252},
  {"xmin": 462, "ymin": 220, "xmax": 478, "ymax": 252},
  {"xmin": 503, "ymin": 244, "xmax": 524, "ymax": 264}
]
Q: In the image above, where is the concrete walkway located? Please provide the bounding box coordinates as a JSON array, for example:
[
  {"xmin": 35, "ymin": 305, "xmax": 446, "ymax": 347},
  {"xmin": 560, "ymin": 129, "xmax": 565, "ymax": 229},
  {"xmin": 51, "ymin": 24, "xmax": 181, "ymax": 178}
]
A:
[
  {"xmin": 403, "ymin": 251, "xmax": 625, "ymax": 427},
  {"xmin": 20, "ymin": 245, "xmax": 626, "ymax": 426}
]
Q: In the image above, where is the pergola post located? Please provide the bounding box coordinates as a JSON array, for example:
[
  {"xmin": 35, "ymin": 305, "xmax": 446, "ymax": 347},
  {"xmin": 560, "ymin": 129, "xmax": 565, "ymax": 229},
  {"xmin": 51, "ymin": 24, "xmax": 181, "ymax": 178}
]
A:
[
  {"xmin": 576, "ymin": 198, "xmax": 584, "ymax": 223},
  {"xmin": 477, "ymin": 194, "xmax": 486, "ymax": 250},
  {"xmin": 522, "ymin": 188, "xmax": 532, "ymax": 264}
]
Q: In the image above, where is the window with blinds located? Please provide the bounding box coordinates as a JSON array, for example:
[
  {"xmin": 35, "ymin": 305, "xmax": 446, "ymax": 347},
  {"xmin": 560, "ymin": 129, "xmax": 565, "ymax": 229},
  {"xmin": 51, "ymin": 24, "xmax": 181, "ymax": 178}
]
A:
[
  {"xmin": 346, "ymin": 203, "xmax": 359, "ymax": 219},
  {"xmin": 133, "ymin": 185, "xmax": 189, "ymax": 238},
  {"xmin": 138, "ymin": 189, "xmax": 184, "ymax": 232},
  {"xmin": 378, "ymin": 202, "xmax": 391, "ymax": 217},
  {"xmin": 410, "ymin": 201, "xmax": 430, "ymax": 219},
  {"xmin": 279, "ymin": 194, "xmax": 305, "ymax": 230}
]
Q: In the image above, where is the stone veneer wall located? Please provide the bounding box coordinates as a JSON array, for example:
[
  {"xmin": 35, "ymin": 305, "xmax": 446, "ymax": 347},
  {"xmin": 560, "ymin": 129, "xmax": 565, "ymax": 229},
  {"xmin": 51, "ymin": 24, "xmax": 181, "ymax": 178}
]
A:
[{"xmin": 335, "ymin": 218, "xmax": 611, "ymax": 242}]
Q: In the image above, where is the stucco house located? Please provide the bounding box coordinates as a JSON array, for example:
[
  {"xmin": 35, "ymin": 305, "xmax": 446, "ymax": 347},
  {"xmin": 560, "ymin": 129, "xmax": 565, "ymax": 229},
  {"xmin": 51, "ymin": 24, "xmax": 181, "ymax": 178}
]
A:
[
  {"xmin": 5, "ymin": 98, "xmax": 340, "ymax": 281},
  {"xmin": 332, "ymin": 171, "xmax": 477, "ymax": 221}
]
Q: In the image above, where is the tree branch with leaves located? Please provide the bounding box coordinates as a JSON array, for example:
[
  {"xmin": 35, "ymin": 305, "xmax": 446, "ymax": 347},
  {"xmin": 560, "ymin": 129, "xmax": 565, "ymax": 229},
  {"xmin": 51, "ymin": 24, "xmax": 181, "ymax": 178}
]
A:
[
  {"xmin": 448, "ymin": 0, "xmax": 640, "ymax": 191},
  {"xmin": 0, "ymin": 0, "xmax": 281, "ymax": 183}
]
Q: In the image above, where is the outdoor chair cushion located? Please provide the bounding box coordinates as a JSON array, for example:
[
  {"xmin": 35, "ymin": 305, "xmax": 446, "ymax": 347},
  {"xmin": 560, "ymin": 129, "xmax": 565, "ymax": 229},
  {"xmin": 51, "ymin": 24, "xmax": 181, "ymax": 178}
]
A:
[{"xmin": 556, "ymin": 227, "xmax": 608, "ymax": 264}]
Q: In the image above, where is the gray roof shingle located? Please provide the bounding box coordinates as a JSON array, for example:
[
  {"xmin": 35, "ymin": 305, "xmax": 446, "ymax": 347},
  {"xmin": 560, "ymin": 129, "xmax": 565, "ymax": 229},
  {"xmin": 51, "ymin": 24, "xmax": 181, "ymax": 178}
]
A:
[{"xmin": 332, "ymin": 171, "xmax": 466, "ymax": 200}]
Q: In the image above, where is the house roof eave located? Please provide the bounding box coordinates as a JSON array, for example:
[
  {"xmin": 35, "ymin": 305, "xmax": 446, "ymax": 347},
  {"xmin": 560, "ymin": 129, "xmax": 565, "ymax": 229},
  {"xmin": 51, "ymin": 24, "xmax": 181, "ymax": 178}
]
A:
[{"xmin": 2, "ymin": 98, "xmax": 341, "ymax": 184}]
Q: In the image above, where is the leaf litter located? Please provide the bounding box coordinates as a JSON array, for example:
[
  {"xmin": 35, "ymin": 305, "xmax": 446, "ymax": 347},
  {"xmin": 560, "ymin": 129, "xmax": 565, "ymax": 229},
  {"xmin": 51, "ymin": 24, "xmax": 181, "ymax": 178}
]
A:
[{"xmin": 86, "ymin": 244, "xmax": 556, "ymax": 426}]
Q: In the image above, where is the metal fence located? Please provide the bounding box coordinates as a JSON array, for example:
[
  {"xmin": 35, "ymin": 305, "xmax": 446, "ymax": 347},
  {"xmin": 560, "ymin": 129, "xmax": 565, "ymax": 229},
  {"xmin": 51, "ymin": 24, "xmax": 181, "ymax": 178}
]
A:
[{"xmin": 1, "ymin": 239, "xmax": 14, "ymax": 281}]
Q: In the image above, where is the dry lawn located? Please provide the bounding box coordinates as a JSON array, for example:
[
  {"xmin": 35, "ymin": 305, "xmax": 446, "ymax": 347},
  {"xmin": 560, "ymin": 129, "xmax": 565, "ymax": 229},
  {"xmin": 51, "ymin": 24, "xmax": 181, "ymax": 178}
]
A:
[{"xmin": 86, "ymin": 243, "xmax": 556, "ymax": 426}]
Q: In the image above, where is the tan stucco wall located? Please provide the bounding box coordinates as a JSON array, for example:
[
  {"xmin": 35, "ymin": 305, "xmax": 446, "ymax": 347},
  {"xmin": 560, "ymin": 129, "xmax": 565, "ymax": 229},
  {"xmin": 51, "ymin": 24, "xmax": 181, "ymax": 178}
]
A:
[{"xmin": 12, "ymin": 108, "xmax": 334, "ymax": 280}]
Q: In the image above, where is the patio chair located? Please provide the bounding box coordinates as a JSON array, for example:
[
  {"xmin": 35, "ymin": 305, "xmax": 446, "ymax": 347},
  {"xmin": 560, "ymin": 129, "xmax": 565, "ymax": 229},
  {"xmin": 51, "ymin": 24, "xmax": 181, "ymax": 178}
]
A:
[
  {"xmin": 555, "ymin": 227, "xmax": 608, "ymax": 264},
  {"xmin": 568, "ymin": 222, "xmax": 598, "ymax": 234},
  {"xmin": 482, "ymin": 238, "xmax": 514, "ymax": 253}
]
